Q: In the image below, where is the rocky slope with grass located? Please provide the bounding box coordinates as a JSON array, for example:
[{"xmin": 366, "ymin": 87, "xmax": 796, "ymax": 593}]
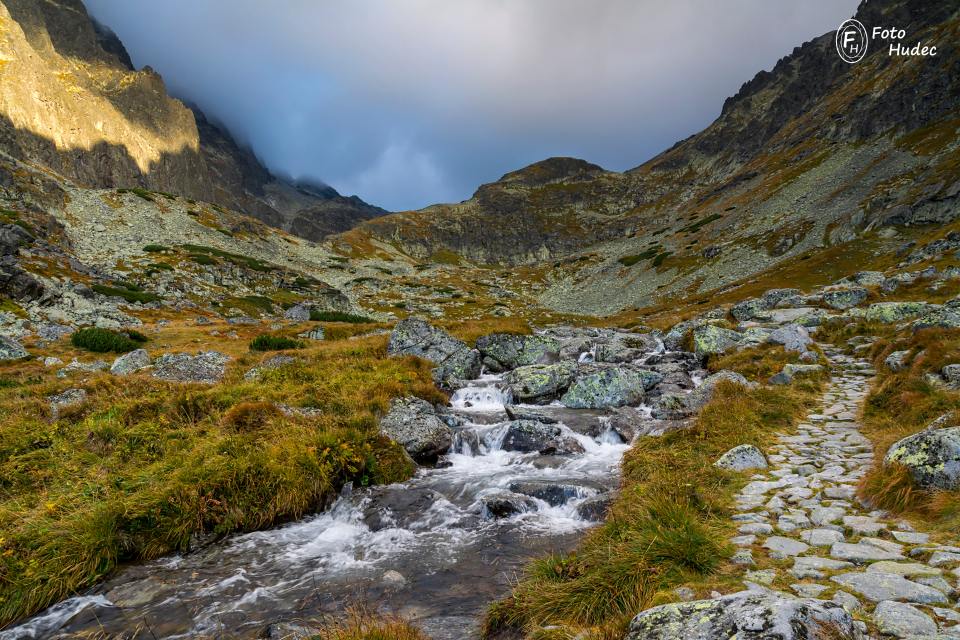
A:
[
  {"xmin": 0, "ymin": 0, "xmax": 385, "ymax": 241},
  {"xmin": 338, "ymin": 0, "xmax": 959, "ymax": 315}
]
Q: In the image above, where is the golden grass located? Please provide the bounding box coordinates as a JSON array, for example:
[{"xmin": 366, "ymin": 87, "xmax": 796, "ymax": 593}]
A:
[
  {"xmin": 483, "ymin": 377, "xmax": 819, "ymax": 639},
  {"xmin": 0, "ymin": 326, "xmax": 445, "ymax": 627},
  {"xmin": 310, "ymin": 608, "xmax": 428, "ymax": 640}
]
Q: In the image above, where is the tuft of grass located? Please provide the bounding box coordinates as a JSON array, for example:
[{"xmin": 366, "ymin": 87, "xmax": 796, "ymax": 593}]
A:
[
  {"xmin": 310, "ymin": 311, "xmax": 376, "ymax": 324},
  {"xmin": 251, "ymin": 334, "xmax": 303, "ymax": 351},
  {"xmin": 484, "ymin": 379, "xmax": 816, "ymax": 638},
  {"xmin": 70, "ymin": 327, "xmax": 147, "ymax": 353},
  {"xmin": 311, "ymin": 608, "xmax": 428, "ymax": 640}
]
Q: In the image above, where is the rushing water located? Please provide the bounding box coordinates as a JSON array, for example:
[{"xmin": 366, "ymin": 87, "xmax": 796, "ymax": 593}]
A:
[{"xmin": 5, "ymin": 354, "xmax": 670, "ymax": 640}]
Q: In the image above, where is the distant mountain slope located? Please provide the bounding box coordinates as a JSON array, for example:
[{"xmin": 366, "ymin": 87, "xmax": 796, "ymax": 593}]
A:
[
  {"xmin": 341, "ymin": 0, "xmax": 959, "ymax": 313},
  {"xmin": 0, "ymin": 0, "xmax": 385, "ymax": 239}
]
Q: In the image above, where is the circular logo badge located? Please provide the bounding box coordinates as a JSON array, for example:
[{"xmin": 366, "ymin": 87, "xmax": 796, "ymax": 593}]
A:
[{"xmin": 836, "ymin": 19, "xmax": 868, "ymax": 63}]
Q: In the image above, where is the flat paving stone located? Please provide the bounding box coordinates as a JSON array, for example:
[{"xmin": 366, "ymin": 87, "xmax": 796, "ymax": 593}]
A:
[{"xmin": 830, "ymin": 572, "xmax": 948, "ymax": 604}]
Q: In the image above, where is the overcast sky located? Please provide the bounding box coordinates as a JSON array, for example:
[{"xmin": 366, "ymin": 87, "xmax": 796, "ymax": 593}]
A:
[{"xmin": 84, "ymin": 1, "xmax": 859, "ymax": 211}]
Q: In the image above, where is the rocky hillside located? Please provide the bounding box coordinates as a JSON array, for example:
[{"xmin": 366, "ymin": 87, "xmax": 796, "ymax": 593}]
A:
[
  {"xmin": 340, "ymin": 0, "xmax": 959, "ymax": 315},
  {"xmin": 0, "ymin": 0, "xmax": 385, "ymax": 240}
]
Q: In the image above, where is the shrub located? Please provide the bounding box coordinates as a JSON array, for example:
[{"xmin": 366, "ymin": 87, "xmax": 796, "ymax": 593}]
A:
[
  {"xmin": 618, "ymin": 247, "xmax": 660, "ymax": 266},
  {"xmin": 142, "ymin": 244, "xmax": 169, "ymax": 253},
  {"xmin": 71, "ymin": 327, "xmax": 145, "ymax": 353},
  {"xmin": 147, "ymin": 262, "xmax": 175, "ymax": 272},
  {"xmin": 309, "ymin": 311, "xmax": 375, "ymax": 323},
  {"xmin": 117, "ymin": 187, "xmax": 155, "ymax": 202},
  {"xmin": 250, "ymin": 334, "xmax": 303, "ymax": 351},
  {"xmin": 188, "ymin": 253, "xmax": 217, "ymax": 265},
  {"xmin": 91, "ymin": 284, "xmax": 161, "ymax": 304}
]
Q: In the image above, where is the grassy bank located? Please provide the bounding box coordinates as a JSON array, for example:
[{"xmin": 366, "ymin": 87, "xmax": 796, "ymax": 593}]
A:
[
  {"xmin": 483, "ymin": 350, "xmax": 822, "ymax": 639},
  {"xmin": 0, "ymin": 328, "xmax": 444, "ymax": 627},
  {"xmin": 855, "ymin": 326, "xmax": 960, "ymax": 531}
]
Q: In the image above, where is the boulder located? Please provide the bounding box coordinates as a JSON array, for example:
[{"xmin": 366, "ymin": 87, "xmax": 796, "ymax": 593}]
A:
[
  {"xmin": 770, "ymin": 363, "xmax": 825, "ymax": 385},
  {"xmin": 651, "ymin": 370, "xmax": 753, "ymax": 419},
  {"xmin": 360, "ymin": 487, "xmax": 444, "ymax": 530},
  {"xmin": 942, "ymin": 364, "xmax": 960, "ymax": 388},
  {"xmin": 244, "ymin": 354, "xmax": 297, "ymax": 381},
  {"xmin": 508, "ymin": 480, "xmax": 601, "ymax": 506},
  {"xmin": 691, "ymin": 325, "xmax": 743, "ymax": 360},
  {"xmin": 110, "ymin": 349, "xmax": 151, "ymax": 375},
  {"xmin": 560, "ymin": 365, "xmax": 646, "ymax": 409},
  {"xmin": 884, "ymin": 426, "xmax": 960, "ymax": 490},
  {"xmin": 625, "ymin": 590, "xmax": 860, "ymax": 640},
  {"xmin": 884, "ymin": 350, "xmax": 910, "ymax": 372},
  {"xmin": 715, "ymin": 444, "xmax": 767, "ymax": 471},
  {"xmin": 378, "ymin": 397, "xmax": 452, "ymax": 463},
  {"xmin": 283, "ymin": 303, "xmax": 311, "ymax": 322},
  {"xmin": 862, "ymin": 301, "xmax": 929, "ymax": 323},
  {"xmin": 822, "ymin": 287, "xmax": 868, "ymax": 310},
  {"xmin": 0, "ymin": 223, "xmax": 32, "ymax": 256},
  {"xmin": 504, "ymin": 361, "xmax": 577, "ymax": 403},
  {"xmin": 761, "ymin": 288, "xmax": 801, "ymax": 308},
  {"xmin": 152, "ymin": 351, "xmax": 230, "ymax": 384},
  {"xmin": 730, "ymin": 298, "xmax": 769, "ymax": 322},
  {"xmin": 575, "ymin": 493, "xmax": 614, "ymax": 521},
  {"xmin": 499, "ymin": 420, "xmax": 582, "ymax": 455},
  {"xmin": 475, "ymin": 332, "xmax": 559, "ymax": 371},
  {"xmin": 872, "ymin": 601, "xmax": 937, "ymax": 638},
  {"xmin": 0, "ymin": 335, "xmax": 27, "ymax": 360},
  {"xmin": 481, "ymin": 491, "xmax": 537, "ymax": 518},
  {"xmin": 767, "ymin": 324, "xmax": 813, "ymax": 353},
  {"xmin": 387, "ymin": 317, "xmax": 480, "ymax": 386},
  {"xmin": 594, "ymin": 333, "xmax": 661, "ymax": 363},
  {"xmin": 912, "ymin": 306, "xmax": 960, "ymax": 331},
  {"xmin": 662, "ymin": 319, "xmax": 702, "ymax": 352},
  {"xmin": 298, "ymin": 327, "xmax": 325, "ymax": 340}
]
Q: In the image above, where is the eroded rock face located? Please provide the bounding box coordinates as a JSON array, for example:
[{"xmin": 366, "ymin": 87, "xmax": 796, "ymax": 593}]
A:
[
  {"xmin": 152, "ymin": 351, "xmax": 229, "ymax": 384},
  {"xmin": 884, "ymin": 426, "xmax": 960, "ymax": 490},
  {"xmin": 378, "ymin": 397, "xmax": 451, "ymax": 463},
  {"xmin": 387, "ymin": 317, "xmax": 480, "ymax": 386},
  {"xmin": 625, "ymin": 590, "xmax": 860, "ymax": 640},
  {"xmin": 475, "ymin": 332, "xmax": 559, "ymax": 372}
]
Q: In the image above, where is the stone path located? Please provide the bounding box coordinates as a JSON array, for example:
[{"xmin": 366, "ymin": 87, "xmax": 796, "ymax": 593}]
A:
[{"xmin": 731, "ymin": 345, "xmax": 960, "ymax": 638}]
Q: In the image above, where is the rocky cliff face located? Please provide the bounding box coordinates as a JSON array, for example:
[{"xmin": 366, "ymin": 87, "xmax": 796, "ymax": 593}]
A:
[
  {"xmin": 343, "ymin": 0, "xmax": 960, "ymax": 314},
  {"xmin": 0, "ymin": 0, "xmax": 385, "ymax": 240}
]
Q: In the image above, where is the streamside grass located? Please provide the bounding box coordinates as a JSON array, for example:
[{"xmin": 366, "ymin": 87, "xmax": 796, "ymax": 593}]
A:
[
  {"xmin": 0, "ymin": 334, "xmax": 445, "ymax": 627},
  {"xmin": 483, "ymin": 377, "xmax": 818, "ymax": 639},
  {"xmin": 310, "ymin": 607, "xmax": 429, "ymax": 640}
]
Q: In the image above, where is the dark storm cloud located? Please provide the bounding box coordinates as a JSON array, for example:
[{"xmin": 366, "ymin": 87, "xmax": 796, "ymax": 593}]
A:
[{"xmin": 83, "ymin": 0, "xmax": 860, "ymax": 211}]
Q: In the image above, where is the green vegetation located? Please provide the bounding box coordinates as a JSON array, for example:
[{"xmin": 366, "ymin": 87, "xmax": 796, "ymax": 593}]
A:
[
  {"xmin": 310, "ymin": 311, "xmax": 375, "ymax": 324},
  {"xmin": 618, "ymin": 247, "xmax": 661, "ymax": 266},
  {"xmin": 652, "ymin": 251, "xmax": 672, "ymax": 267},
  {"xmin": 147, "ymin": 262, "xmax": 175, "ymax": 272},
  {"xmin": 188, "ymin": 253, "xmax": 217, "ymax": 266},
  {"xmin": 679, "ymin": 213, "xmax": 723, "ymax": 234},
  {"xmin": 70, "ymin": 327, "xmax": 148, "ymax": 353},
  {"xmin": 857, "ymin": 327, "xmax": 960, "ymax": 531},
  {"xmin": 484, "ymin": 375, "xmax": 818, "ymax": 639},
  {"xmin": 0, "ymin": 209, "xmax": 34, "ymax": 236},
  {"xmin": 117, "ymin": 187, "xmax": 155, "ymax": 202},
  {"xmin": 0, "ymin": 334, "xmax": 444, "ymax": 627},
  {"xmin": 92, "ymin": 283, "xmax": 161, "ymax": 304},
  {"xmin": 250, "ymin": 334, "xmax": 303, "ymax": 351},
  {"xmin": 142, "ymin": 244, "xmax": 169, "ymax": 253},
  {"xmin": 180, "ymin": 244, "xmax": 273, "ymax": 272}
]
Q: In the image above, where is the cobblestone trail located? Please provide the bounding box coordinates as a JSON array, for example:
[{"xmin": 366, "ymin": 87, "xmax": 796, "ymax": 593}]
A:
[{"xmin": 731, "ymin": 345, "xmax": 960, "ymax": 638}]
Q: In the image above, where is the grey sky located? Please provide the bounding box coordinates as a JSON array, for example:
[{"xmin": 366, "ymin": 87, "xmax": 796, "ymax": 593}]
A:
[{"xmin": 84, "ymin": 1, "xmax": 860, "ymax": 211}]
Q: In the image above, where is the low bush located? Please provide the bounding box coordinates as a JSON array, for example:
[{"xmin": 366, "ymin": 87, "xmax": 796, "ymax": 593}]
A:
[
  {"xmin": 91, "ymin": 284, "xmax": 161, "ymax": 304},
  {"xmin": 71, "ymin": 327, "xmax": 146, "ymax": 353},
  {"xmin": 250, "ymin": 334, "xmax": 303, "ymax": 351},
  {"xmin": 142, "ymin": 244, "xmax": 169, "ymax": 253}
]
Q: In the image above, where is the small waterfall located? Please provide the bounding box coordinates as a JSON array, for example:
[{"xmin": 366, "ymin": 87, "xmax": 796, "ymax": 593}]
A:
[{"xmin": 449, "ymin": 375, "xmax": 512, "ymax": 411}]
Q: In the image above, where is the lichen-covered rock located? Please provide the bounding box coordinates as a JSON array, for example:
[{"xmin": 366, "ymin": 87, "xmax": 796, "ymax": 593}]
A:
[
  {"xmin": 862, "ymin": 301, "xmax": 930, "ymax": 323},
  {"xmin": 662, "ymin": 319, "xmax": 702, "ymax": 352},
  {"xmin": 822, "ymin": 287, "xmax": 868, "ymax": 310},
  {"xmin": 715, "ymin": 444, "xmax": 767, "ymax": 471},
  {"xmin": 767, "ymin": 323, "xmax": 813, "ymax": 353},
  {"xmin": 283, "ymin": 303, "xmax": 311, "ymax": 321},
  {"xmin": 913, "ymin": 306, "xmax": 960, "ymax": 331},
  {"xmin": 730, "ymin": 298, "xmax": 769, "ymax": 321},
  {"xmin": 692, "ymin": 325, "xmax": 742, "ymax": 360},
  {"xmin": 0, "ymin": 335, "xmax": 27, "ymax": 360},
  {"xmin": 625, "ymin": 590, "xmax": 860, "ymax": 640},
  {"xmin": 761, "ymin": 288, "xmax": 802, "ymax": 309},
  {"xmin": 560, "ymin": 366, "xmax": 646, "ymax": 409},
  {"xmin": 884, "ymin": 426, "xmax": 960, "ymax": 490},
  {"xmin": 884, "ymin": 350, "xmax": 910, "ymax": 372},
  {"xmin": 651, "ymin": 370, "xmax": 753, "ymax": 419},
  {"xmin": 594, "ymin": 333, "xmax": 661, "ymax": 363},
  {"xmin": 475, "ymin": 332, "xmax": 559, "ymax": 371},
  {"xmin": 298, "ymin": 327, "xmax": 325, "ymax": 340},
  {"xmin": 109, "ymin": 348, "xmax": 151, "ymax": 375},
  {"xmin": 505, "ymin": 361, "xmax": 577, "ymax": 403},
  {"xmin": 378, "ymin": 396, "xmax": 451, "ymax": 463},
  {"xmin": 387, "ymin": 317, "xmax": 480, "ymax": 386},
  {"xmin": 152, "ymin": 351, "xmax": 230, "ymax": 384},
  {"xmin": 770, "ymin": 363, "xmax": 825, "ymax": 385}
]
